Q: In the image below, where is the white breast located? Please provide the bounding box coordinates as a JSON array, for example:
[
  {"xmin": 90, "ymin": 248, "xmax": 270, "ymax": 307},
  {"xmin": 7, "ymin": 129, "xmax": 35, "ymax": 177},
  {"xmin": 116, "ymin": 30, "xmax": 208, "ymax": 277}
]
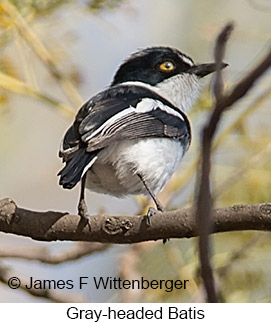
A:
[{"xmin": 85, "ymin": 138, "xmax": 184, "ymax": 196}]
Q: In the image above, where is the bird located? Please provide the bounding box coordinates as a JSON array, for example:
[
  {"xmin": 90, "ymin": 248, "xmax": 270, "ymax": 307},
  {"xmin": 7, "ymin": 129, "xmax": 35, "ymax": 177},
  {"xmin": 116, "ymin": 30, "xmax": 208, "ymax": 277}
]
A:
[{"xmin": 58, "ymin": 46, "xmax": 227, "ymax": 225}]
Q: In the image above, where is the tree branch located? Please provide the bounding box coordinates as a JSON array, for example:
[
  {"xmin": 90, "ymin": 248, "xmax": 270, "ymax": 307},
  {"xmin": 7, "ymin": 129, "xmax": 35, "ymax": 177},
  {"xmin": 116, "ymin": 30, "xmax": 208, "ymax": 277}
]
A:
[
  {"xmin": 196, "ymin": 22, "xmax": 271, "ymax": 303},
  {"xmin": 0, "ymin": 198, "xmax": 270, "ymax": 244}
]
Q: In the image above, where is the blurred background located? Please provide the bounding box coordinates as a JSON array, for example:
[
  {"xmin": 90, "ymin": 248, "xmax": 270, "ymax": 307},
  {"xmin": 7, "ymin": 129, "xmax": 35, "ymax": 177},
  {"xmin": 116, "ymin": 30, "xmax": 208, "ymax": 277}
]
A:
[{"xmin": 0, "ymin": 0, "xmax": 270, "ymax": 302}]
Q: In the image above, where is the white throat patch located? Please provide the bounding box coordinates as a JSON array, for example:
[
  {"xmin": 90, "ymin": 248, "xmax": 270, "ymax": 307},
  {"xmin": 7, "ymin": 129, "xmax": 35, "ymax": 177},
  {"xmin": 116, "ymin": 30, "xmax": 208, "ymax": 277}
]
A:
[{"xmin": 155, "ymin": 74, "xmax": 201, "ymax": 114}]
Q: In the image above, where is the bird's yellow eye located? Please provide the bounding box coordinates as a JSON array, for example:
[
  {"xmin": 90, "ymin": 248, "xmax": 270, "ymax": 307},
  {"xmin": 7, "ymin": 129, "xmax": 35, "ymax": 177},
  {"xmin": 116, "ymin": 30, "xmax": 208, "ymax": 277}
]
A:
[{"xmin": 158, "ymin": 60, "xmax": 175, "ymax": 72}]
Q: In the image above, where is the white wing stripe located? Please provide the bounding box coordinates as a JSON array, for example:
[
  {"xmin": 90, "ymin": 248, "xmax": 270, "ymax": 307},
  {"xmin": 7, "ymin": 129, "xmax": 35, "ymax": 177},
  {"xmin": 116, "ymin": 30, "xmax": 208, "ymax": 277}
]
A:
[
  {"xmin": 135, "ymin": 98, "xmax": 184, "ymax": 120},
  {"xmin": 82, "ymin": 156, "xmax": 98, "ymax": 177},
  {"xmin": 84, "ymin": 107, "xmax": 135, "ymax": 141},
  {"xmin": 84, "ymin": 98, "xmax": 183, "ymax": 142}
]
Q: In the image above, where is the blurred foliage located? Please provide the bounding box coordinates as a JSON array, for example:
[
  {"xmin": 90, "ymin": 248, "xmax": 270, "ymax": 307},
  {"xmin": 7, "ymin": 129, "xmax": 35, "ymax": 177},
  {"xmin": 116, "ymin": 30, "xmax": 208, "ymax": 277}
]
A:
[
  {"xmin": 190, "ymin": 89, "xmax": 213, "ymax": 115},
  {"xmin": 9, "ymin": 0, "xmax": 71, "ymax": 16},
  {"xmin": 86, "ymin": 0, "xmax": 125, "ymax": 12},
  {"xmin": 0, "ymin": 0, "xmax": 270, "ymax": 303},
  {"xmin": 132, "ymin": 231, "xmax": 271, "ymax": 302},
  {"xmin": 8, "ymin": 0, "xmax": 125, "ymax": 16},
  {"xmin": 220, "ymin": 159, "xmax": 271, "ymax": 204},
  {"xmin": 0, "ymin": 0, "xmax": 125, "ymax": 112},
  {"xmin": 0, "ymin": 57, "xmax": 14, "ymax": 108}
]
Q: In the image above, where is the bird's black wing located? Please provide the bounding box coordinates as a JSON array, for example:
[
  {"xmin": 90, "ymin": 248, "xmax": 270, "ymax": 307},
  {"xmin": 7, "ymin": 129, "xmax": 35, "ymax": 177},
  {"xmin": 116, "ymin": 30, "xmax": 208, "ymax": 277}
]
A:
[
  {"xmin": 83, "ymin": 106, "xmax": 190, "ymax": 152},
  {"xmin": 58, "ymin": 84, "xmax": 190, "ymax": 189}
]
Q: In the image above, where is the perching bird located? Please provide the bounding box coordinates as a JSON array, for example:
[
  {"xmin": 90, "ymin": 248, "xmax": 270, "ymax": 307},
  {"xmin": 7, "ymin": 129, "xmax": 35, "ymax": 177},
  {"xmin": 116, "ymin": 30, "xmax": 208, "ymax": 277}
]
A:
[{"xmin": 58, "ymin": 46, "xmax": 226, "ymax": 223}]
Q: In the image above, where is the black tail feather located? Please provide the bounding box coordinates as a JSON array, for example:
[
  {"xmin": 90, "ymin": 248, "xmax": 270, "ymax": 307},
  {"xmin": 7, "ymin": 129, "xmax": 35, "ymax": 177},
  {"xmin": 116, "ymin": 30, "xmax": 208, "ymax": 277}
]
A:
[{"xmin": 58, "ymin": 149, "xmax": 97, "ymax": 189}]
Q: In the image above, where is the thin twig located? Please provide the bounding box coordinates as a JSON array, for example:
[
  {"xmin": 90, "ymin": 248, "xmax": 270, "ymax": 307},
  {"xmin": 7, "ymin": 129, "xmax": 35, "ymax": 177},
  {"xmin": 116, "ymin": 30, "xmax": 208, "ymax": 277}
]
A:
[
  {"xmin": 213, "ymin": 23, "xmax": 234, "ymax": 101},
  {"xmin": 196, "ymin": 23, "xmax": 234, "ymax": 303},
  {"xmin": 0, "ymin": 242, "xmax": 110, "ymax": 264}
]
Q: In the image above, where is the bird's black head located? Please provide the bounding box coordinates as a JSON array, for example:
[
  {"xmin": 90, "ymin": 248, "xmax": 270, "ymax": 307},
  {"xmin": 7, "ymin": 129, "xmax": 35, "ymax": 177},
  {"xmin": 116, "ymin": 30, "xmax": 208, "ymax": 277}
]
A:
[
  {"xmin": 111, "ymin": 46, "xmax": 225, "ymax": 86},
  {"xmin": 112, "ymin": 47, "xmax": 194, "ymax": 86}
]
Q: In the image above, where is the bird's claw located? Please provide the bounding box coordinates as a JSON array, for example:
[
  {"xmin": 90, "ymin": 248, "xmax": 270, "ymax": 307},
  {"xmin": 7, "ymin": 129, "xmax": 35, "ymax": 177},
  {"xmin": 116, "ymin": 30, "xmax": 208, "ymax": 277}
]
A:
[
  {"xmin": 145, "ymin": 206, "xmax": 165, "ymax": 226},
  {"xmin": 145, "ymin": 207, "xmax": 157, "ymax": 226}
]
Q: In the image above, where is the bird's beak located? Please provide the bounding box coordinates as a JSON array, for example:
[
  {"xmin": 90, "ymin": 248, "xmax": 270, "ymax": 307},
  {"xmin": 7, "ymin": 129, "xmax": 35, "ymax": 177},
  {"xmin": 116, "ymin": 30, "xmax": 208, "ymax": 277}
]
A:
[{"xmin": 187, "ymin": 62, "xmax": 228, "ymax": 78}]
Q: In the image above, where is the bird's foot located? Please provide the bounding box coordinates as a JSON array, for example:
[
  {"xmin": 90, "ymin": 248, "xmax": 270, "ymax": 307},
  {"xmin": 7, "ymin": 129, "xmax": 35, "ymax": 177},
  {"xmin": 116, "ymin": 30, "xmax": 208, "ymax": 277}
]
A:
[
  {"xmin": 145, "ymin": 207, "xmax": 157, "ymax": 226},
  {"xmin": 78, "ymin": 199, "xmax": 91, "ymax": 231},
  {"xmin": 145, "ymin": 205, "xmax": 169, "ymax": 244},
  {"xmin": 145, "ymin": 204, "xmax": 165, "ymax": 226}
]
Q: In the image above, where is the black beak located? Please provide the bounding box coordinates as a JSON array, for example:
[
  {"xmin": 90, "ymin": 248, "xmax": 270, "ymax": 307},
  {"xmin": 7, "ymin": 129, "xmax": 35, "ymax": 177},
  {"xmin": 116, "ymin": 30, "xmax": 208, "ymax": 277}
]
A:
[{"xmin": 187, "ymin": 62, "xmax": 228, "ymax": 78}]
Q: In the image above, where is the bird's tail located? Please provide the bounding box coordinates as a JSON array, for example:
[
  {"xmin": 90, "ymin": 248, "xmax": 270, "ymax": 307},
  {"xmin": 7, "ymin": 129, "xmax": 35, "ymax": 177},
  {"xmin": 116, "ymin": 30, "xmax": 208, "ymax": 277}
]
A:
[{"xmin": 58, "ymin": 149, "xmax": 97, "ymax": 189}]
